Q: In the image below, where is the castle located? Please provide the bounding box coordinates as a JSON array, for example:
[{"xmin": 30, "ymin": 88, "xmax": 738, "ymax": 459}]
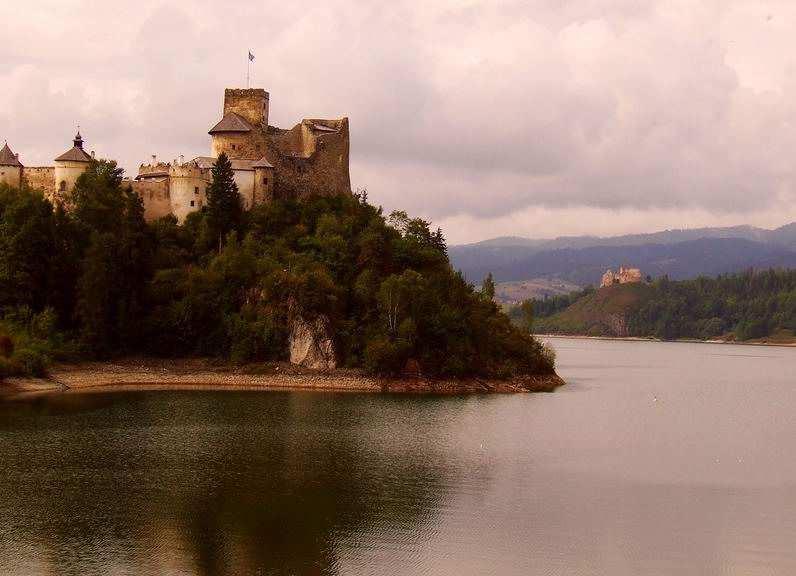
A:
[
  {"xmin": 0, "ymin": 88, "xmax": 351, "ymax": 222},
  {"xmin": 601, "ymin": 267, "xmax": 643, "ymax": 288}
]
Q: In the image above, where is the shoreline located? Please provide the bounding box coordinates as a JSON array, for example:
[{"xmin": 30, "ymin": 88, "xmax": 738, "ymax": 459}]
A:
[
  {"xmin": 537, "ymin": 333, "xmax": 796, "ymax": 348},
  {"xmin": 0, "ymin": 358, "xmax": 565, "ymax": 396}
]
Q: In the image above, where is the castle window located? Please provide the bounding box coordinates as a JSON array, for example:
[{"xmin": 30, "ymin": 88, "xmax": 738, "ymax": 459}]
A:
[
  {"xmin": 190, "ymin": 200, "xmax": 195, "ymax": 207},
  {"xmin": 263, "ymin": 177, "xmax": 268, "ymax": 185},
  {"xmin": 59, "ymin": 181, "xmax": 67, "ymax": 192},
  {"xmin": 194, "ymin": 186, "xmax": 199, "ymax": 194},
  {"xmin": 231, "ymin": 144, "xmax": 237, "ymax": 151}
]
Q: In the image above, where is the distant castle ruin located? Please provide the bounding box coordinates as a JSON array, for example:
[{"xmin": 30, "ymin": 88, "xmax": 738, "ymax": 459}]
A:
[
  {"xmin": 0, "ymin": 88, "xmax": 351, "ymax": 222},
  {"xmin": 601, "ymin": 267, "xmax": 643, "ymax": 288}
]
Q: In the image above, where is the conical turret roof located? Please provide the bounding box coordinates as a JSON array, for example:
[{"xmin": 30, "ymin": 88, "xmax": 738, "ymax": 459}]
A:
[
  {"xmin": 0, "ymin": 142, "xmax": 22, "ymax": 167},
  {"xmin": 55, "ymin": 131, "xmax": 92, "ymax": 163}
]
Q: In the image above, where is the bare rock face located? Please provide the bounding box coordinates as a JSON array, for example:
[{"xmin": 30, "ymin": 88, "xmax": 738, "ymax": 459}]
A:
[{"xmin": 289, "ymin": 314, "xmax": 337, "ymax": 370}]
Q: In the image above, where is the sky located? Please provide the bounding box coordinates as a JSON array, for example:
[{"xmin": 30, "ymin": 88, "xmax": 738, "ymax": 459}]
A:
[{"xmin": 2, "ymin": 0, "xmax": 796, "ymax": 244}]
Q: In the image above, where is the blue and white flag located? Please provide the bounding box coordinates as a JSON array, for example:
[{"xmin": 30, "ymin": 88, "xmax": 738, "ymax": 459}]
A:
[{"xmin": 248, "ymin": 51, "xmax": 255, "ymax": 62}]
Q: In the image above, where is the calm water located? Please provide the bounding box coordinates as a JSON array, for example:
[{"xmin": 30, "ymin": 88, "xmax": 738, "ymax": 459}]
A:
[{"xmin": 1, "ymin": 339, "xmax": 796, "ymax": 575}]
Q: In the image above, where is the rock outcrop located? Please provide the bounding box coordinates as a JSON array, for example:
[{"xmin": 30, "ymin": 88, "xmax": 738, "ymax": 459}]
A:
[{"xmin": 289, "ymin": 314, "xmax": 336, "ymax": 370}]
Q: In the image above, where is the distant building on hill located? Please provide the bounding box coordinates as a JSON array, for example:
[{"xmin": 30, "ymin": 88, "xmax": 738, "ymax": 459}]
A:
[{"xmin": 601, "ymin": 266, "xmax": 643, "ymax": 288}]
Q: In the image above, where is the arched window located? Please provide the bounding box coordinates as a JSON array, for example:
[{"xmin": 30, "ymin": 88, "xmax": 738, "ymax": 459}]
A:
[{"xmin": 59, "ymin": 181, "xmax": 67, "ymax": 192}]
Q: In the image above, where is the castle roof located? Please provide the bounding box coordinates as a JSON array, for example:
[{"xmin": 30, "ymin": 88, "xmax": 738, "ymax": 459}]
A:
[
  {"xmin": 55, "ymin": 131, "xmax": 92, "ymax": 163},
  {"xmin": 251, "ymin": 156, "xmax": 274, "ymax": 168},
  {"xmin": 208, "ymin": 112, "xmax": 253, "ymax": 134},
  {"xmin": 136, "ymin": 170, "xmax": 170, "ymax": 179},
  {"xmin": 55, "ymin": 146, "xmax": 93, "ymax": 162},
  {"xmin": 311, "ymin": 123, "xmax": 338, "ymax": 133},
  {"xmin": 192, "ymin": 156, "xmax": 216, "ymax": 169},
  {"xmin": 0, "ymin": 142, "xmax": 22, "ymax": 167},
  {"xmin": 190, "ymin": 156, "xmax": 274, "ymax": 171}
]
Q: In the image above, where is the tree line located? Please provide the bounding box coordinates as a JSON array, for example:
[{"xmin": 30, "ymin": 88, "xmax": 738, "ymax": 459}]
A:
[
  {"xmin": 519, "ymin": 271, "xmax": 796, "ymax": 341},
  {"xmin": 0, "ymin": 154, "xmax": 554, "ymax": 378}
]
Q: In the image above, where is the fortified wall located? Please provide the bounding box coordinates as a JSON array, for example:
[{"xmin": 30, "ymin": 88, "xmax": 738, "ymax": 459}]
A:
[{"xmin": 23, "ymin": 167, "xmax": 56, "ymax": 195}]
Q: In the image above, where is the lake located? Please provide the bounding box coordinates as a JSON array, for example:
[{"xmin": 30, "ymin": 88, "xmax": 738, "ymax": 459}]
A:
[{"xmin": 1, "ymin": 338, "xmax": 796, "ymax": 575}]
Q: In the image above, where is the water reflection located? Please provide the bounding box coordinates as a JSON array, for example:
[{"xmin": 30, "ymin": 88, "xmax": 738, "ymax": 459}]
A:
[
  {"xmin": 0, "ymin": 391, "xmax": 462, "ymax": 575},
  {"xmin": 4, "ymin": 340, "xmax": 796, "ymax": 575}
]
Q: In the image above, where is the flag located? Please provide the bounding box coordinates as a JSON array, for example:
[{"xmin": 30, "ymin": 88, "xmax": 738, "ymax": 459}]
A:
[{"xmin": 248, "ymin": 51, "xmax": 255, "ymax": 62}]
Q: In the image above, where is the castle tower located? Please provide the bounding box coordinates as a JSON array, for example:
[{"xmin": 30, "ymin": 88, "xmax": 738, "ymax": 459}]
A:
[
  {"xmin": 0, "ymin": 142, "xmax": 23, "ymax": 188},
  {"xmin": 54, "ymin": 131, "xmax": 92, "ymax": 200},
  {"xmin": 223, "ymin": 88, "xmax": 269, "ymax": 128},
  {"xmin": 252, "ymin": 156, "xmax": 275, "ymax": 205},
  {"xmin": 208, "ymin": 89, "xmax": 269, "ymax": 160}
]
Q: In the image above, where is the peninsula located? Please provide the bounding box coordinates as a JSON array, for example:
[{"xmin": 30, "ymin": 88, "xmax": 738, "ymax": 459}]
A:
[{"xmin": 0, "ymin": 87, "xmax": 561, "ymax": 393}]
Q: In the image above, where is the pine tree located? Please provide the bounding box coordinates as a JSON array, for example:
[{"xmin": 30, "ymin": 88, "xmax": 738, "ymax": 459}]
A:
[
  {"xmin": 206, "ymin": 153, "xmax": 242, "ymax": 250},
  {"xmin": 482, "ymin": 272, "xmax": 496, "ymax": 301}
]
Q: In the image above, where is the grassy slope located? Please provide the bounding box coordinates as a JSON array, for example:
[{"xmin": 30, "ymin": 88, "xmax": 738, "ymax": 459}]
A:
[{"xmin": 534, "ymin": 283, "xmax": 651, "ymax": 337}]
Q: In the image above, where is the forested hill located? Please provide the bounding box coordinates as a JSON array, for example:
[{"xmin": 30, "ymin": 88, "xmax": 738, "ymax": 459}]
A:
[
  {"xmin": 0, "ymin": 157, "xmax": 554, "ymax": 380},
  {"xmin": 450, "ymin": 225, "xmax": 796, "ymax": 286},
  {"xmin": 522, "ymin": 270, "xmax": 796, "ymax": 343}
]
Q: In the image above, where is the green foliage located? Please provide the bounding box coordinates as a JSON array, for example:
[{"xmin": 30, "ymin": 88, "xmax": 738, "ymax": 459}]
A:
[
  {"xmin": 481, "ymin": 272, "xmax": 496, "ymax": 301},
  {"xmin": 0, "ymin": 176, "xmax": 553, "ymax": 379},
  {"xmin": 523, "ymin": 270, "xmax": 796, "ymax": 342},
  {"xmin": 204, "ymin": 153, "xmax": 243, "ymax": 250},
  {"xmin": 519, "ymin": 299, "xmax": 535, "ymax": 333},
  {"xmin": 0, "ymin": 307, "xmax": 75, "ymax": 378}
]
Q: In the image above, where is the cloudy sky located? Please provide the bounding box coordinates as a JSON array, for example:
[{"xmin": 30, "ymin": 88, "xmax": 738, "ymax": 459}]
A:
[{"xmin": 2, "ymin": 0, "xmax": 796, "ymax": 243}]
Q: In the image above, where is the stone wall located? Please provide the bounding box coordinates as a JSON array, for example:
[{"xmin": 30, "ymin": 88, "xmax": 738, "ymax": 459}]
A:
[
  {"xmin": 253, "ymin": 166, "xmax": 274, "ymax": 205},
  {"xmin": 268, "ymin": 118, "xmax": 351, "ymax": 200},
  {"xmin": 211, "ymin": 131, "xmax": 267, "ymax": 160},
  {"xmin": 54, "ymin": 161, "xmax": 90, "ymax": 201},
  {"xmin": 0, "ymin": 166, "xmax": 22, "ymax": 189},
  {"xmin": 169, "ymin": 164, "xmax": 210, "ymax": 223},
  {"xmin": 22, "ymin": 167, "xmax": 55, "ymax": 197},
  {"xmin": 233, "ymin": 169, "xmax": 256, "ymax": 209},
  {"xmin": 128, "ymin": 179, "xmax": 171, "ymax": 221}
]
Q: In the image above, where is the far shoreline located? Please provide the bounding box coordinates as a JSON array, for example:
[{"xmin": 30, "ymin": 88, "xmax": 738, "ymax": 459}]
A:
[
  {"xmin": 0, "ymin": 358, "xmax": 565, "ymax": 397},
  {"xmin": 537, "ymin": 333, "xmax": 796, "ymax": 348}
]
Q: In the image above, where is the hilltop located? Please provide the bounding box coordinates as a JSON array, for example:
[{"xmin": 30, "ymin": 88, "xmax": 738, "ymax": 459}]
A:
[
  {"xmin": 0, "ymin": 159, "xmax": 559, "ymax": 391},
  {"xmin": 526, "ymin": 270, "xmax": 796, "ymax": 343}
]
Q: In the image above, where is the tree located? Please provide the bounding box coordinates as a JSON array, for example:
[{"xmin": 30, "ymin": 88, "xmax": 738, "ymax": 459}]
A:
[
  {"xmin": 69, "ymin": 159, "xmax": 126, "ymax": 237},
  {"xmin": 520, "ymin": 299, "xmax": 534, "ymax": 333},
  {"xmin": 481, "ymin": 273, "xmax": 496, "ymax": 301},
  {"xmin": 205, "ymin": 153, "xmax": 242, "ymax": 251}
]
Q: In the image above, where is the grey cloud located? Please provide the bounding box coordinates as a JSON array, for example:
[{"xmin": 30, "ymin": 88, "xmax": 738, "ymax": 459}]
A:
[{"xmin": 2, "ymin": 0, "xmax": 796, "ymax": 240}]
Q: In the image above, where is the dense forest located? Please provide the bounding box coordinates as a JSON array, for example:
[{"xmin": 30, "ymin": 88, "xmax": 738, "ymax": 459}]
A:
[
  {"xmin": 522, "ymin": 271, "xmax": 796, "ymax": 341},
  {"xmin": 0, "ymin": 156, "xmax": 554, "ymax": 379}
]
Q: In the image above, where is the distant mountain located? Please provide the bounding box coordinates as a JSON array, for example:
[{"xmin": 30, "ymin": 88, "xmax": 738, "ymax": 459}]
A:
[{"xmin": 450, "ymin": 223, "xmax": 796, "ymax": 286}]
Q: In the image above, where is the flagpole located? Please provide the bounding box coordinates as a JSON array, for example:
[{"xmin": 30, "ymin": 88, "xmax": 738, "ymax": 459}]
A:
[{"xmin": 247, "ymin": 51, "xmax": 250, "ymax": 88}]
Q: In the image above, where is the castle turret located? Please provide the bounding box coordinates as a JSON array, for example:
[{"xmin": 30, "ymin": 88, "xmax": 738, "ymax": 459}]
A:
[
  {"xmin": 0, "ymin": 141, "xmax": 23, "ymax": 188},
  {"xmin": 54, "ymin": 130, "xmax": 92, "ymax": 200},
  {"xmin": 252, "ymin": 156, "xmax": 275, "ymax": 205},
  {"xmin": 208, "ymin": 89, "xmax": 269, "ymax": 160}
]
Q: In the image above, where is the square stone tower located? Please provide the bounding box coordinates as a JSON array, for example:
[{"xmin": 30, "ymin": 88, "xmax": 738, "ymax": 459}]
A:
[{"xmin": 223, "ymin": 88, "xmax": 269, "ymax": 129}]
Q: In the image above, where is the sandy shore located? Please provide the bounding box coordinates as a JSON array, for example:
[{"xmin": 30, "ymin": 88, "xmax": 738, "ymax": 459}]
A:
[{"xmin": 0, "ymin": 358, "xmax": 565, "ymax": 396}]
